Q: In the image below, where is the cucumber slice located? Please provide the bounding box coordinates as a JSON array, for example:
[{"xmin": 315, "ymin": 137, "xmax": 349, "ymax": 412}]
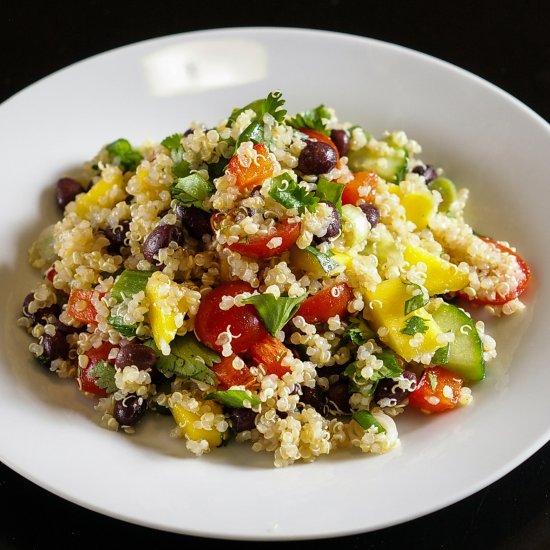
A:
[
  {"xmin": 348, "ymin": 144, "xmax": 408, "ymax": 183},
  {"xmin": 363, "ymin": 228, "xmax": 404, "ymax": 268},
  {"xmin": 289, "ymin": 245, "xmax": 340, "ymax": 278},
  {"xmin": 432, "ymin": 302, "xmax": 485, "ymax": 382},
  {"xmin": 341, "ymin": 204, "xmax": 369, "ymax": 247},
  {"xmin": 111, "ymin": 269, "xmax": 154, "ymax": 301},
  {"xmin": 429, "ymin": 177, "xmax": 457, "ymax": 212}
]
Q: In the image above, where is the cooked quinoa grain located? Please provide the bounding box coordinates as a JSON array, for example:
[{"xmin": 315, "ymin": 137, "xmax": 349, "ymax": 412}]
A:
[{"xmin": 20, "ymin": 91, "xmax": 531, "ymax": 467}]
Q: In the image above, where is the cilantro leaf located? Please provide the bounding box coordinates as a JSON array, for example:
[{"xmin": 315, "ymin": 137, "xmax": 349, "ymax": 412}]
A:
[
  {"xmin": 269, "ymin": 173, "xmax": 319, "ymax": 213},
  {"xmin": 342, "ymin": 362, "xmax": 380, "ymax": 397},
  {"xmin": 89, "ymin": 360, "xmax": 117, "ymax": 393},
  {"xmin": 230, "ymin": 91, "xmax": 287, "ymax": 149},
  {"xmin": 261, "ymin": 91, "xmax": 287, "ymax": 123},
  {"xmin": 400, "ymin": 316, "xmax": 429, "ymax": 336},
  {"xmin": 432, "ymin": 343, "xmax": 450, "ymax": 365},
  {"xmin": 206, "ymin": 389, "xmax": 261, "ymax": 408},
  {"xmin": 228, "ymin": 90, "xmax": 287, "ymax": 126},
  {"xmin": 207, "ymin": 156, "xmax": 231, "ymax": 180},
  {"xmin": 243, "ymin": 293, "xmax": 306, "ymax": 336},
  {"xmin": 161, "ymin": 133, "xmax": 191, "ymax": 178},
  {"xmin": 305, "ymin": 245, "xmax": 340, "ymax": 274},
  {"xmin": 171, "ymin": 173, "xmax": 215, "ymax": 211},
  {"xmin": 287, "ymin": 104, "xmax": 332, "ymax": 136},
  {"xmin": 343, "ymin": 317, "xmax": 376, "ymax": 346},
  {"xmin": 145, "ymin": 334, "xmax": 219, "ymax": 385},
  {"xmin": 106, "ymin": 138, "xmax": 142, "ymax": 172},
  {"xmin": 107, "ymin": 314, "xmax": 138, "ymax": 337},
  {"xmin": 344, "ymin": 348, "xmax": 402, "ymax": 387},
  {"xmin": 371, "ymin": 349, "xmax": 403, "ymax": 381},
  {"xmin": 428, "ymin": 370, "xmax": 438, "ymax": 391},
  {"xmin": 235, "ymin": 120, "xmax": 265, "ymax": 149},
  {"xmin": 404, "ymin": 283, "xmax": 429, "ymax": 315},
  {"xmin": 343, "ymin": 361, "xmax": 362, "ymax": 384},
  {"xmin": 352, "ymin": 410, "xmax": 386, "ymax": 434},
  {"xmin": 108, "ymin": 270, "xmax": 154, "ymax": 336},
  {"xmin": 315, "ymin": 177, "xmax": 344, "ymax": 214},
  {"xmin": 161, "ymin": 133, "xmax": 183, "ymax": 152}
]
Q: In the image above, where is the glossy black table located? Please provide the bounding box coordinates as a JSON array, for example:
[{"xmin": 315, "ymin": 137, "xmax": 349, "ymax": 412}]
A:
[{"xmin": 2, "ymin": 2, "xmax": 549, "ymax": 548}]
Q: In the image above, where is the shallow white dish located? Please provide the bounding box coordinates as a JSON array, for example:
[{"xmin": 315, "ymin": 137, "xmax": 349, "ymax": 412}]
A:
[{"xmin": 0, "ymin": 27, "xmax": 549, "ymax": 541}]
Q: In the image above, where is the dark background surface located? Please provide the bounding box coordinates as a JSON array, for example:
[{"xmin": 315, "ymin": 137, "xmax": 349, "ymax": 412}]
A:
[{"xmin": 1, "ymin": 1, "xmax": 549, "ymax": 549}]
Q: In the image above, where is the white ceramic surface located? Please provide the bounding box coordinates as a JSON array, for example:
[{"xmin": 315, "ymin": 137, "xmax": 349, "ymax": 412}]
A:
[{"xmin": 0, "ymin": 27, "xmax": 549, "ymax": 541}]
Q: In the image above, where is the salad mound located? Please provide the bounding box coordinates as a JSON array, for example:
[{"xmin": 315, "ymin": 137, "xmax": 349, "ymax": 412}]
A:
[{"xmin": 19, "ymin": 91, "xmax": 531, "ymax": 467}]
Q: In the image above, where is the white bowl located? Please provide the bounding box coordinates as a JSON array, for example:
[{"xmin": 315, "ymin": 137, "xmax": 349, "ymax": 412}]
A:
[{"xmin": 0, "ymin": 27, "xmax": 549, "ymax": 541}]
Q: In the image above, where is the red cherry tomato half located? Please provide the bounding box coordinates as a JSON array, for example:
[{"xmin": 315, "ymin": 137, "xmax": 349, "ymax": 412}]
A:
[
  {"xmin": 298, "ymin": 128, "xmax": 340, "ymax": 160},
  {"xmin": 226, "ymin": 143, "xmax": 276, "ymax": 191},
  {"xmin": 294, "ymin": 282, "xmax": 354, "ymax": 325},
  {"xmin": 459, "ymin": 236, "xmax": 531, "ymax": 306},
  {"xmin": 211, "ymin": 354, "xmax": 257, "ymax": 389},
  {"xmin": 67, "ymin": 289, "xmax": 104, "ymax": 325},
  {"xmin": 342, "ymin": 170, "xmax": 379, "ymax": 206},
  {"xmin": 408, "ymin": 366, "xmax": 463, "ymax": 413},
  {"xmin": 194, "ymin": 281, "xmax": 268, "ymax": 354},
  {"xmin": 249, "ymin": 333, "xmax": 291, "ymax": 378},
  {"xmin": 45, "ymin": 265, "xmax": 56, "ymax": 282},
  {"xmin": 221, "ymin": 217, "xmax": 301, "ymax": 259},
  {"xmin": 78, "ymin": 342, "xmax": 116, "ymax": 396}
]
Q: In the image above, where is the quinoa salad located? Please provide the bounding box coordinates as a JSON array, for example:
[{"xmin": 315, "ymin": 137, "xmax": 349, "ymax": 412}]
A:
[{"xmin": 19, "ymin": 91, "xmax": 532, "ymax": 467}]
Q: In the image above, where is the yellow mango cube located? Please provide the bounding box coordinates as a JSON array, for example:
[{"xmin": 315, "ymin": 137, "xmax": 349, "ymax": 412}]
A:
[
  {"xmin": 363, "ymin": 278, "xmax": 443, "ymax": 361},
  {"xmin": 74, "ymin": 172, "xmax": 125, "ymax": 218},
  {"xmin": 129, "ymin": 164, "xmax": 170, "ymax": 203},
  {"xmin": 331, "ymin": 251, "xmax": 354, "ymax": 269},
  {"xmin": 404, "ymin": 245, "xmax": 469, "ymax": 295},
  {"xmin": 170, "ymin": 401, "xmax": 222, "ymax": 447},
  {"xmin": 145, "ymin": 272, "xmax": 188, "ymax": 355},
  {"xmin": 389, "ymin": 186, "xmax": 435, "ymax": 230}
]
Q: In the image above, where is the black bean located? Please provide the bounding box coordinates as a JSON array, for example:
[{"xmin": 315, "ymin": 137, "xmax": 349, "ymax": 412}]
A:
[
  {"xmin": 114, "ymin": 395, "xmax": 147, "ymax": 427},
  {"xmin": 104, "ymin": 220, "xmax": 129, "ymax": 254},
  {"xmin": 300, "ymin": 385, "xmax": 327, "ymax": 414},
  {"xmin": 183, "ymin": 128, "xmax": 194, "ymax": 137},
  {"xmin": 115, "ymin": 343, "xmax": 157, "ymax": 370},
  {"xmin": 22, "ymin": 293, "xmax": 34, "ymax": 316},
  {"xmin": 298, "ymin": 140, "xmax": 338, "ymax": 175},
  {"xmin": 22, "ymin": 293, "xmax": 60, "ymax": 325},
  {"xmin": 330, "ymin": 129, "xmax": 350, "ymax": 157},
  {"xmin": 142, "ymin": 224, "xmax": 185, "ymax": 264},
  {"xmin": 226, "ymin": 407, "xmax": 256, "ymax": 433},
  {"xmin": 174, "ymin": 204, "xmax": 213, "ymax": 239},
  {"xmin": 359, "ymin": 203, "xmax": 380, "ymax": 228},
  {"xmin": 412, "ymin": 164, "xmax": 437, "ymax": 183},
  {"xmin": 316, "ymin": 364, "xmax": 346, "ymax": 378},
  {"xmin": 326, "ymin": 381, "xmax": 351, "ymax": 413},
  {"xmin": 374, "ymin": 371, "xmax": 418, "ymax": 407},
  {"xmin": 34, "ymin": 305, "xmax": 60, "ymax": 324},
  {"xmin": 289, "ymin": 384, "xmax": 301, "ymax": 395},
  {"xmin": 54, "ymin": 319, "xmax": 81, "ymax": 335},
  {"xmin": 42, "ymin": 332, "xmax": 69, "ymax": 361},
  {"xmin": 313, "ymin": 201, "xmax": 341, "ymax": 243},
  {"xmin": 56, "ymin": 177, "xmax": 83, "ymax": 210}
]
